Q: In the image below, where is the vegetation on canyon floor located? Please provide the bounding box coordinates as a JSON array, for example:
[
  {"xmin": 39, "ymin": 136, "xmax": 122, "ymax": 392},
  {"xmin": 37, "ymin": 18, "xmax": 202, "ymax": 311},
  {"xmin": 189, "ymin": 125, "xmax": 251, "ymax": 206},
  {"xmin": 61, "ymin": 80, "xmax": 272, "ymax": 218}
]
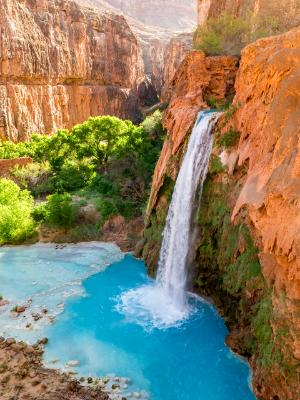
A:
[
  {"xmin": 194, "ymin": 12, "xmax": 284, "ymax": 56},
  {"xmin": 0, "ymin": 111, "xmax": 164, "ymax": 244}
]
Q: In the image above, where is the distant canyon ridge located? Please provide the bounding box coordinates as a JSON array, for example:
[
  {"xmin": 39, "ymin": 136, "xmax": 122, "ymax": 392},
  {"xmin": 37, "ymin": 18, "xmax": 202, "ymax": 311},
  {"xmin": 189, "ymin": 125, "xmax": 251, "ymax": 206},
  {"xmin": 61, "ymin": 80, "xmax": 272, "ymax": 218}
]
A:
[{"xmin": 78, "ymin": 0, "xmax": 197, "ymax": 31}]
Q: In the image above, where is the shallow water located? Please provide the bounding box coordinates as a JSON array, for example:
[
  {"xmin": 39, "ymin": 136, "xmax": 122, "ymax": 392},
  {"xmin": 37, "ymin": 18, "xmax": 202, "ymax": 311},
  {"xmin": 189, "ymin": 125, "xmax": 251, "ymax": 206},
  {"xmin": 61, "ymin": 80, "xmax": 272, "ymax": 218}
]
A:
[{"xmin": 0, "ymin": 244, "xmax": 256, "ymax": 400}]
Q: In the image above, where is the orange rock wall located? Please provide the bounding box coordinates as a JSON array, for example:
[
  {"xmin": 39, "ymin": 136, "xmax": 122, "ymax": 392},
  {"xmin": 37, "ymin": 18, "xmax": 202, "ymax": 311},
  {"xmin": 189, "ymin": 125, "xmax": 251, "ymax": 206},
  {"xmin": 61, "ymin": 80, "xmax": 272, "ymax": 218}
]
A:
[
  {"xmin": 0, "ymin": 0, "xmax": 144, "ymax": 141},
  {"xmin": 161, "ymin": 33, "xmax": 193, "ymax": 103},
  {"xmin": 231, "ymin": 27, "xmax": 300, "ymax": 367}
]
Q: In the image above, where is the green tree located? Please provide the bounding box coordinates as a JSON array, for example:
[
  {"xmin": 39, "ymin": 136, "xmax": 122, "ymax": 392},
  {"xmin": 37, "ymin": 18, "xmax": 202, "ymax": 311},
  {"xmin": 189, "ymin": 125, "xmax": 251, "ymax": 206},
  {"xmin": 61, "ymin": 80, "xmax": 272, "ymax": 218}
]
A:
[
  {"xmin": 0, "ymin": 179, "xmax": 35, "ymax": 244},
  {"xmin": 71, "ymin": 116, "xmax": 135, "ymax": 169},
  {"xmin": 44, "ymin": 193, "xmax": 75, "ymax": 229}
]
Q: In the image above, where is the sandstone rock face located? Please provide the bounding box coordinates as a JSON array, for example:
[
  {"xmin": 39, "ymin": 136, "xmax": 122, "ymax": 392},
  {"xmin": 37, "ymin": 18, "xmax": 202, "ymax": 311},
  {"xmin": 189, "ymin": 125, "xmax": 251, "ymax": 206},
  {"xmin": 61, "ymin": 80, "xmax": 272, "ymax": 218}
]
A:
[
  {"xmin": 228, "ymin": 28, "xmax": 300, "ymax": 397},
  {"xmin": 146, "ymin": 51, "xmax": 238, "ymax": 218},
  {"xmin": 78, "ymin": 0, "xmax": 196, "ymax": 99},
  {"xmin": 198, "ymin": 0, "xmax": 300, "ymax": 29},
  {"xmin": 0, "ymin": 0, "xmax": 144, "ymax": 141},
  {"xmin": 81, "ymin": 0, "xmax": 197, "ymax": 31},
  {"xmin": 161, "ymin": 33, "xmax": 193, "ymax": 103}
]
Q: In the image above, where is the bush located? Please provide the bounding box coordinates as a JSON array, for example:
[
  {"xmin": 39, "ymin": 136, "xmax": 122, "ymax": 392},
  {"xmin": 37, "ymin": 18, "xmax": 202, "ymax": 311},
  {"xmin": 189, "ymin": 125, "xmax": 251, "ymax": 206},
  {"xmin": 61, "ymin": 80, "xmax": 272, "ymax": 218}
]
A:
[
  {"xmin": 44, "ymin": 193, "xmax": 75, "ymax": 229},
  {"xmin": 11, "ymin": 162, "xmax": 53, "ymax": 196},
  {"xmin": 0, "ymin": 179, "xmax": 35, "ymax": 244},
  {"xmin": 219, "ymin": 129, "xmax": 240, "ymax": 148},
  {"xmin": 194, "ymin": 13, "xmax": 283, "ymax": 56}
]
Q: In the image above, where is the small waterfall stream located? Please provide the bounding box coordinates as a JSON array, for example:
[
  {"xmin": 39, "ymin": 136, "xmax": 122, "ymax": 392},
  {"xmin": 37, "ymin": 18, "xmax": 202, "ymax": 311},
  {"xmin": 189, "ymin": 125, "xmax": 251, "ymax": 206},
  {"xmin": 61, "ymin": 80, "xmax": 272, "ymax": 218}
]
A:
[
  {"xmin": 156, "ymin": 111, "xmax": 221, "ymax": 310},
  {"xmin": 119, "ymin": 111, "xmax": 221, "ymax": 328}
]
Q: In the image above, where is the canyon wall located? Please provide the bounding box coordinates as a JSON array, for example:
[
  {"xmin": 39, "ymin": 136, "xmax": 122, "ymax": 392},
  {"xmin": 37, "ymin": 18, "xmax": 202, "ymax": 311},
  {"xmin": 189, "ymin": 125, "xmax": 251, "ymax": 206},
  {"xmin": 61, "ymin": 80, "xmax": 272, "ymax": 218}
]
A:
[
  {"xmin": 142, "ymin": 26, "xmax": 300, "ymax": 399},
  {"xmin": 228, "ymin": 29, "xmax": 300, "ymax": 397},
  {"xmin": 198, "ymin": 0, "xmax": 300, "ymax": 28},
  {"xmin": 161, "ymin": 33, "xmax": 193, "ymax": 103},
  {"xmin": 0, "ymin": 0, "xmax": 144, "ymax": 141}
]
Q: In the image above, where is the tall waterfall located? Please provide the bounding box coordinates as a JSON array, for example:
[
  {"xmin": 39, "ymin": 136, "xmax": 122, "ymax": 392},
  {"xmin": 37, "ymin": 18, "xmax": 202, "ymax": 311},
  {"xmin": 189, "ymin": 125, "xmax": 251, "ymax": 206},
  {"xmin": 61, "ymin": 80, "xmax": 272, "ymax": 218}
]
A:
[
  {"xmin": 156, "ymin": 111, "xmax": 220, "ymax": 309},
  {"xmin": 118, "ymin": 111, "xmax": 221, "ymax": 329}
]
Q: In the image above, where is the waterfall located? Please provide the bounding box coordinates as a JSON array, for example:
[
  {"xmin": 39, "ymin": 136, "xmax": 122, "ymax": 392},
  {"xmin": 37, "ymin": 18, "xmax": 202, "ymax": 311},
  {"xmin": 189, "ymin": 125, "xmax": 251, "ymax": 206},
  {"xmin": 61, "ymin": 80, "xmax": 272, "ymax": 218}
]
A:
[
  {"xmin": 156, "ymin": 111, "xmax": 221, "ymax": 309},
  {"xmin": 118, "ymin": 111, "xmax": 221, "ymax": 329}
]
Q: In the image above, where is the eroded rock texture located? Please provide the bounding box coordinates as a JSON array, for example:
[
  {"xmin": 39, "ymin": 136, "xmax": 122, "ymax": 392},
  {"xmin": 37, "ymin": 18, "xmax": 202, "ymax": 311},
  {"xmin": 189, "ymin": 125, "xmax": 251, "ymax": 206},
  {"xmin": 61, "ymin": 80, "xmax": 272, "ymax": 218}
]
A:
[
  {"xmin": 198, "ymin": 0, "xmax": 300, "ymax": 28},
  {"xmin": 228, "ymin": 28, "xmax": 300, "ymax": 397},
  {"xmin": 161, "ymin": 33, "xmax": 193, "ymax": 103},
  {"xmin": 0, "ymin": 0, "xmax": 144, "ymax": 141}
]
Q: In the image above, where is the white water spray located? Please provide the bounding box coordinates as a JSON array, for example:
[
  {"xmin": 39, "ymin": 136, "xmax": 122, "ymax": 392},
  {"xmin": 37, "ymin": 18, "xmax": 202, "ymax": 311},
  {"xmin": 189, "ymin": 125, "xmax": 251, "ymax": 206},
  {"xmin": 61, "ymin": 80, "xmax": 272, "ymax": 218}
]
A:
[{"xmin": 118, "ymin": 111, "xmax": 221, "ymax": 328}]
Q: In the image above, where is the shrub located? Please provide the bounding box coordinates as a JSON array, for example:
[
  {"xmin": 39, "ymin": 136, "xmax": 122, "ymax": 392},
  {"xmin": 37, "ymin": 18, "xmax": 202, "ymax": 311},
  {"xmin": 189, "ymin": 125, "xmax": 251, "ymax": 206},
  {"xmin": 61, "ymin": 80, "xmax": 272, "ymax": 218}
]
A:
[
  {"xmin": 12, "ymin": 162, "xmax": 52, "ymax": 195},
  {"xmin": 194, "ymin": 13, "xmax": 283, "ymax": 56},
  {"xmin": 44, "ymin": 193, "xmax": 75, "ymax": 229},
  {"xmin": 209, "ymin": 155, "xmax": 224, "ymax": 175},
  {"xmin": 0, "ymin": 179, "xmax": 35, "ymax": 244},
  {"xmin": 219, "ymin": 129, "xmax": 240, "ymax": 148}
]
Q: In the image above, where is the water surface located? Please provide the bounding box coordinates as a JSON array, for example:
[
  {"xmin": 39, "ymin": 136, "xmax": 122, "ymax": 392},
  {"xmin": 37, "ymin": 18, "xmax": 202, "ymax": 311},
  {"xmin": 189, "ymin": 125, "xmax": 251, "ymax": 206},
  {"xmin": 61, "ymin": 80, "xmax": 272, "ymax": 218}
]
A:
[{"xmin": 0, "ymin": 244, "xmax": 255, "ymax": 400}]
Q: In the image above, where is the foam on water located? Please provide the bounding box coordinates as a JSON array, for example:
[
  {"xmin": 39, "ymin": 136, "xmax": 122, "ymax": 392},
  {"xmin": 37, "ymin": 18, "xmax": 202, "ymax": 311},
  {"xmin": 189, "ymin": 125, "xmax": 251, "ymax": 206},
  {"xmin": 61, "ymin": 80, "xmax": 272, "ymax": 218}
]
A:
[{"xmin": 116, "ymin": 283, "xmax": 194, "ymax": 330}]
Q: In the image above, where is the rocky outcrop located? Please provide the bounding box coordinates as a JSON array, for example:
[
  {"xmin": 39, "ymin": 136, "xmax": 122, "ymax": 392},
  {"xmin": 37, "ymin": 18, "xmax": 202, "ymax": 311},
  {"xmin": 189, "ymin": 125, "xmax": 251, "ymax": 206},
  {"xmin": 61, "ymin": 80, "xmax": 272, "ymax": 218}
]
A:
[
  {"xmin": 0, "ymin": 337, "xmax": 108, "ymax": 400},
  {"xmin": 81, "ymin": 0, "xmax": 197, "ymax": 31},
  {"xmin": 161, "ymin": 33, "xmax": 193, "ymax": 103},
  {"xmin": 146, "ymin": 51, "xmax": 238, "ymax": 219},
  {"xmin": 197, "ymin": 0, "xmax": 300, "ymax": 29},
  {"xmin": 0, "ymin": 0, "xmax": 144, "ymax": 141}
]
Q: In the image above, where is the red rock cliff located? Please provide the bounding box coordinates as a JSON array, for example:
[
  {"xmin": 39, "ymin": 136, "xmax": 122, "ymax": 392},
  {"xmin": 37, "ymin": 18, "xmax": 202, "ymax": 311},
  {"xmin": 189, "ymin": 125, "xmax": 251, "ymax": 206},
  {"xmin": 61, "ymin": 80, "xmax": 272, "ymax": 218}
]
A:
[
  {"xmin": 226, "ymin": 28, "xmax": 300, "ymax": 397},
  {"xmin": 0, "ymin": 0, "xmax": 144, "ymax": 141}
]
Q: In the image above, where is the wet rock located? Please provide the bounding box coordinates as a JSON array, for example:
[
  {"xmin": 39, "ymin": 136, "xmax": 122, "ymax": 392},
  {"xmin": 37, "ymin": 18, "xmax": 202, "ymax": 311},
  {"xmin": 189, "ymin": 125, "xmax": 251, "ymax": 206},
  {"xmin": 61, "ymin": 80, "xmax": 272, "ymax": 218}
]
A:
[
  {"xmin": 112, "ymin": 384, "xmax": 120, "ymax": 390},
  {"xmin": 0, "ymin": 299, "xmax": 9, "ymax": 307},
  {"xmin": 5, "ymin": 338, "xmax": 16, "ymax": 346},
  {"xmin": 38, "ymin": 337, "xmax": 49, "ymax": 345},
  {"xmin": 32, "ymin": 313, "xmax": 42, "ymax": 321},
  {"xmin": 15, "ymin": 305, "xmax": 27, "ymax": 313}
]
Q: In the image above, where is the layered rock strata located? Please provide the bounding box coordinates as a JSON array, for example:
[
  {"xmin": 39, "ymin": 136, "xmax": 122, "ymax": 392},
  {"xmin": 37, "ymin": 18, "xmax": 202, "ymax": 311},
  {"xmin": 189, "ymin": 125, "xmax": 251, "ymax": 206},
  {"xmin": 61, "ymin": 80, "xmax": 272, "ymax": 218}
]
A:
[{"xmin": 0, "ymin": 0, "xmax": 144, "ymax": 141}]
